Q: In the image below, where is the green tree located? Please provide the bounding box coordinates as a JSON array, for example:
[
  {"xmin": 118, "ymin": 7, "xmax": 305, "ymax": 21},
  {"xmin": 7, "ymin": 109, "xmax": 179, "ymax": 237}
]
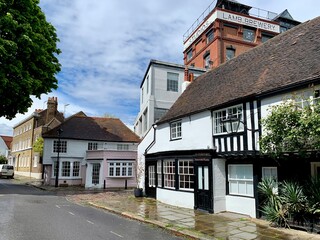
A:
[
  {"xmin": 260, "ymin": 100, "xmax": 320, "ymax": 158},
  {"xmin": 0, "ymin": 155, "xmax": 7, "ymax": 164},
  {"xmin": 33, "ymin": 137, "xmax": 43, "ymax": 156},
  {"xmin": 0, "ymin": 0, "xmax": 61, "ymax": 119}
]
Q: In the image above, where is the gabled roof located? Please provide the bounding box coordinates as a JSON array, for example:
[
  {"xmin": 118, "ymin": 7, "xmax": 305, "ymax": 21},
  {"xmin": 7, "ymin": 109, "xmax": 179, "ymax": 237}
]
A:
[
  {"xmin": 0, "ymin": 135, "xmax": 13, "ymax": 149},
  {"xmin": 43, "ymin": 113, "xmax": 140, "ymax": 143},
  {"xmin": 159, "ymin": 17, "xmax": 320, "ymax": 124}
]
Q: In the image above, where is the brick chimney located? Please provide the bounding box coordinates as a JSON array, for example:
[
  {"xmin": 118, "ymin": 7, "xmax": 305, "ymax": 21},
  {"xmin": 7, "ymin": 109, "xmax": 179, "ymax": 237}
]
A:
[{"xmin": 46, "ymin": 97, "xmax": 58, "ymax": 123}]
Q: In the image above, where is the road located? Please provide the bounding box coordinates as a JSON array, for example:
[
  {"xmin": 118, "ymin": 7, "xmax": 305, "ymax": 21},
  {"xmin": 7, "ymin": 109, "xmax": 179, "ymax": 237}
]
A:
[{"xmin": 0, "ymin": 179, "xmax": 185, "ymax": 240}]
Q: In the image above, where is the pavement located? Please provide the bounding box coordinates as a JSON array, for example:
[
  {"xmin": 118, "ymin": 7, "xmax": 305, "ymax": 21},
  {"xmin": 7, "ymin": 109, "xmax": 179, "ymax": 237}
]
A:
[{"xmin": 13, "ymin": 176, "xmax": 320, "ymax": 240}]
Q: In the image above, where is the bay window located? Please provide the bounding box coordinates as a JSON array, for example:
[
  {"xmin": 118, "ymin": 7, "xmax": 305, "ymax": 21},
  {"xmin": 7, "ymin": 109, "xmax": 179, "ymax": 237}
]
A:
[
  {"xmin": 53, "ymin": 160, "xmax": 81, "ymax": 178},
  {"xmin": 108, "ymin": 161, "xmax": 133, "ymax": 177},
  {"xmin": 163, "ymin": 160, "xmax": 175, "ymax": 188},
  {"xmin": 178, "ymin": 160, "xmax": 194, "ymax": 191}
]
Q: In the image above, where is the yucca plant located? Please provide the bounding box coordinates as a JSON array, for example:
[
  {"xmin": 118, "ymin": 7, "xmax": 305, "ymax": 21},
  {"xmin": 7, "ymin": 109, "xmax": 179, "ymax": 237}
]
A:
[
  {"xmin": 304, "ymin": 176, "xmax": 320, "ymax": 222},
  {"xmin": 258, "ymin": 178, "xmax": 288, "ymax": 227},
  {"xmin": 280, "ymin": 181, "xmax": 308, "ymax": 224}
]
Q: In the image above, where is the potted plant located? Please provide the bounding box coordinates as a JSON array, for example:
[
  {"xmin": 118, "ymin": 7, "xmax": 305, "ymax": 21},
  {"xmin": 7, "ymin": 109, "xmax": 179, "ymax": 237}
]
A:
[{"xmin": 133, "ymin": 157, "xmax": 144, "ymax": 197}]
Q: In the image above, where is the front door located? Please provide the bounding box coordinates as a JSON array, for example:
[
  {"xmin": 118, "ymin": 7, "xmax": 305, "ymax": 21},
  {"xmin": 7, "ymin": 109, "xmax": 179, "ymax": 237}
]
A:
[
  {"xmin": 145, "ymin": 161, "xmax": 157, "ymax": 198},
  {"xmin": 92, "ymin": 163, "xmax": 101, "ymax": 185},
  {"xmin": 195, "ymin": 163, "xmax": 213, "ymax": 212}
]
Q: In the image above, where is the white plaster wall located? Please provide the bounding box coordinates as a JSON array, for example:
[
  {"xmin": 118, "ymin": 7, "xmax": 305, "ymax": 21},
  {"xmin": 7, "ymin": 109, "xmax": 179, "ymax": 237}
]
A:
[
  {"xmin": 43, "ymin": 138, "xmax": 87, "ymax": 164},
  {"xmin": 213, "ymin": 158, "xmax": 226, "ymax": 213},
  {"xmin": 157, "ymin": 188, "xmax": 194, "ymax": 209},
  {"xmin": 137, "ymin": 128, "xmax": 155, "ymax": 189},
  {"xmin": 149, "ymin": 111, "xmax": 212, "ymax": 154},
  {"xmin": 226, "ymin": 195, "xmax": 256, "ymax": 218}
]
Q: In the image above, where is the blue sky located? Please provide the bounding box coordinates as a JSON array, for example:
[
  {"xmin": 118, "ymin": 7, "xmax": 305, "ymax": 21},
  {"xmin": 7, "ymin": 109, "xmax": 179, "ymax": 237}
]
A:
[{"xmin": 0, "ymin": 0, "xmax": 319, "ymax": 135}]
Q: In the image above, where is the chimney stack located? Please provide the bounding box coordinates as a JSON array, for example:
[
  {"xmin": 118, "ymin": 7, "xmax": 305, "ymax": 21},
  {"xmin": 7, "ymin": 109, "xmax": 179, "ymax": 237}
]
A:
[{"xmin": 46, "ymin": 97, "xmax": 58, "ymax": 123}]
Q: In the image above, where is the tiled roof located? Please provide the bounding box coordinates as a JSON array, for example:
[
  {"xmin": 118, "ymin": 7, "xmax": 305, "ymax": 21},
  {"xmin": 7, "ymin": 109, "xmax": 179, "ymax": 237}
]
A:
[
  {"xmin": 43, "ymin": 114, "xmax": 140, "ymax": 143},
  {"xmin": 0, "ymin": 135, "xmax": 13, "ymax": 149},
  {"xmin": 159, "ymin": 17, "xmax": 320, "ymax": 124}
]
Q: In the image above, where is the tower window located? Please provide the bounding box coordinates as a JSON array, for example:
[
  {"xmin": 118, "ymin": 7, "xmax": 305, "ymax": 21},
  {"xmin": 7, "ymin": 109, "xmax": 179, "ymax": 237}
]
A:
[
  {"xmin": 186, "ymin": 49, "xmax": 193, "ymax": 61},
  {"xmin": 206, "ymin": 30, "xmax": 214, "ymax": 44},
  {"xmin": 226, "ymin": 48, "xmax": 235, "ymax": 61},
  {"xmin": 243, "ymin": 28, "xmax": 255, "ymax": 42}
]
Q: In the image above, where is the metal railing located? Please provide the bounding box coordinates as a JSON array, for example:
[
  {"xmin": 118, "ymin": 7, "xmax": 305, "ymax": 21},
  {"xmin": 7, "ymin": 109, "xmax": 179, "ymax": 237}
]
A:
[{"xmin": 183, "ymin": 0, "xmax": 278, "ymax": 41}]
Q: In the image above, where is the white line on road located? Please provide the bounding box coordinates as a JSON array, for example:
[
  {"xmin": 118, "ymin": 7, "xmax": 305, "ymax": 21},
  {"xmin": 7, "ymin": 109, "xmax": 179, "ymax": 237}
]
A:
[
  {"xmin": 68, "ymin": 212, "xmax": 75, "ymax": 216},
  {"xmin": 56, "ymin": 205, "xmax": 61, "ymax": 208},
  {"xmin": 86, "ymin": 220, "xmax": 94, "ymax": 224},
  {"xmin": 110, "ymin": 231, "xmax": 123, "ymax": 238}
]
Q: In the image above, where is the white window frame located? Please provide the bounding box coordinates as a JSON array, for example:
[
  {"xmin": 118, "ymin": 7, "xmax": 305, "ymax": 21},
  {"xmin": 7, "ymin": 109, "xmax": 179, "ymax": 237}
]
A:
[
  {"xmin": 117, "ymin": 144, "xmax": 129, "ymax": 151},
  {"xmin": 213, "ymin": 105, "xmax": 243, "ymax": 134},
  {"xmin": 163, "ymin": 160, "xmax": 175, "ymax": 189},
  {"xmin": 148, "ymin": 165, "xmax": 156, "ymax": 187},
  {"xmin": 88, "ymin": 142, "xmax": 98, "ymax": 150},
  {"xmin": 108, "ymin": 161, "xmax": 133, "ymax": 177},
  {"xmin": 53, "ymin": 140, "xmax": 67, "ymax": 153},
  {"xmin": 157, "ymin": 160, "xmax": 162, "ymax": 187},
  {"xmin": 53, "ymin": 160, "xmax": 81, "ymax": 179},
  {"xmin": 262, "ymin": 167, "xmax": 278, "ymax": 181},
  {"xmin": 170, "ymin": 120, "xmax": 182, "ymax": 140},
  {"xmin": 228, "ymin": 164, "xmax": 253, "ymax": 197},
  {"xmin": 178, "ymin": 160, "xmax": 194, "ymax": 191}
]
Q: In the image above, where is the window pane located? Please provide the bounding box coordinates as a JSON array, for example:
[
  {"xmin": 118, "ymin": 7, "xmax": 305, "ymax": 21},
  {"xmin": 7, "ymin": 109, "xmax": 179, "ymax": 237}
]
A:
[
  {"xmin": 73, "ymin": 162, "xmax": 80, "ymax": 177},
  {"xmin": 243, "ymin": 28, "xmax": 255, "ymax": 42},
  {"xmin": 61, "ymin": 161, "xmax": 70, "ymax": 177},
  {"xmin": 167, "ymin": 72, "xmax": 179, "ymax": 92}
]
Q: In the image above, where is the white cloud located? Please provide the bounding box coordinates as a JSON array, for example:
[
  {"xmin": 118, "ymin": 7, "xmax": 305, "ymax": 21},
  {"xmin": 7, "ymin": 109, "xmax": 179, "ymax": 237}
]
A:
[{"xmin": 1, "ymin": 0, "xmax": 318, "ymax": 135}]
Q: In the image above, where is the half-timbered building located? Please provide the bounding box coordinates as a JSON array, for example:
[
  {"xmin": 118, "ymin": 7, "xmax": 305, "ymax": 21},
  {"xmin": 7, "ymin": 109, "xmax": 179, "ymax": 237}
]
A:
[{"xmin": 138, "ymin": 16, "xmax": 320, "ymax": 217}]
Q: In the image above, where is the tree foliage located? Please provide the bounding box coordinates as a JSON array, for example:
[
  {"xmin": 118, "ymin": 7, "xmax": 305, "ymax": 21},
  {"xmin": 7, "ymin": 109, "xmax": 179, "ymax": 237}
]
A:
[
  {"xmin": 260, "ymin": 100, "xmax": 320, "ymax": 158},
  {"xmin": 33, "ymin": 136, "xmax": 43, "ymax": 156},
  {"xmin": 0, "ymin": 0, "xmax": 61, "ymax": 119},
  {"xmin": 0, "ymin": 155, "xmax": 7, "ymax": 164}
]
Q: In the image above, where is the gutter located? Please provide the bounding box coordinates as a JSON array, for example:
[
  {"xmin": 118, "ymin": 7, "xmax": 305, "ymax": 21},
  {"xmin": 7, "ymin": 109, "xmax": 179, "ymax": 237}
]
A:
[{"xmin": 144, "ymin": 124, "xmax": 157, "ymax": 155}]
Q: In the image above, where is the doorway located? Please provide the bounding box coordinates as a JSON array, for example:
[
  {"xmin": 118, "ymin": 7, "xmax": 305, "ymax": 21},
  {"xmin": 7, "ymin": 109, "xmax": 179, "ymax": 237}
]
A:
[
  {"xmin": 145, "ymin": 161, "xmax": 157, "ymax": 198},
  {"xmin": 194, "ymin": 162, "xmax": 213, "ymax": 212}
]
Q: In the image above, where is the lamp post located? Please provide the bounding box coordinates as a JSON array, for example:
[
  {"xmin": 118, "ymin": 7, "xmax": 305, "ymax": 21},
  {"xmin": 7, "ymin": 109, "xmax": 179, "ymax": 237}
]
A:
[{"xmin": 55, "ymin": 128, "xmax": 63, "ymax": 187}]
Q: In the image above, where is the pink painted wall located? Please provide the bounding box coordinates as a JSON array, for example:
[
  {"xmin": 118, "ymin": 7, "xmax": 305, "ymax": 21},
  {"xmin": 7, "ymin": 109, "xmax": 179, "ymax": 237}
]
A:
[{"xmin": 87, "ymin": 150, "xmax": 137, "ymax": 189}]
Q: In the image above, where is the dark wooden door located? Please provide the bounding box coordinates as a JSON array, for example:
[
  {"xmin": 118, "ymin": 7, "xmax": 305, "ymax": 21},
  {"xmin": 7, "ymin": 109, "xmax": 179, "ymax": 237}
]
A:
[
  {"xmin": 195, "ymin": 163, "xmax": 213, "ymax": 212},
  {"xmin": 145, "ymin": 161, "xmax": 157, "ymax": 198}
]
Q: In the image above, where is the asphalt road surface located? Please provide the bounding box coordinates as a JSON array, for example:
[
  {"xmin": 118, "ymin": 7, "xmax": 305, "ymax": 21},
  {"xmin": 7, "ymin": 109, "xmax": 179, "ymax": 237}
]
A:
[{"xmin": 0, "ymin": 179, "xmax": 185, "ymax": 240}]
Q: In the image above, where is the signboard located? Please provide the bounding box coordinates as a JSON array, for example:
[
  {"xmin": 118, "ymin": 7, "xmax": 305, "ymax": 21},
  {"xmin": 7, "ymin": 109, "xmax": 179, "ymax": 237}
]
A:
[
  {"xmin": 217, "ymin": 10, "xmax": 280, "ymax": 33},
  {"xmin": 183, "ymin": 9, "xmax": 280, "ymax": 50}
]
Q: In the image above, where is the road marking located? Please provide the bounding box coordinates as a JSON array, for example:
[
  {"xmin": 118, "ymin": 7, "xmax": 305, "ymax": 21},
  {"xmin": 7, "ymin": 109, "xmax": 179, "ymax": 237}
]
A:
[
  {"xmin": 68, "ymin": 212, "xmax": 75, "ymax": 216},
  {"xmin": 86, "ymin": 220, "xmax": 94, "ymax": 224},
  {"xmin": 56, "ymin": 205, "xmax": 61, "ymax": 208},
  {"xmin": 110, "ymin": 231, "xmax": 123, "ymax": 238}
]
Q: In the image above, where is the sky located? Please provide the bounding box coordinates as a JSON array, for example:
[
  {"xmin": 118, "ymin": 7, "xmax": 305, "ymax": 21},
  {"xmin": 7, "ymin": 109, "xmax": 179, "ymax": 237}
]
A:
[{"xmin": 0, "ymin": 0, "xmax": 319, "ymax": 136}]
